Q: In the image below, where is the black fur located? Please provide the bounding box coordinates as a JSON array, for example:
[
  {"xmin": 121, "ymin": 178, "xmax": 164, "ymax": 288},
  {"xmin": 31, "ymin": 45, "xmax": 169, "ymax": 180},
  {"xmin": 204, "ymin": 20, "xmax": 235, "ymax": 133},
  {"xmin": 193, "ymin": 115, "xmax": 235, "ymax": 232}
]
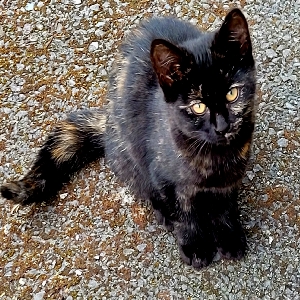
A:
[{"xmin": 1, "ymin": 9, "xmax": 256, "ymax": 268}]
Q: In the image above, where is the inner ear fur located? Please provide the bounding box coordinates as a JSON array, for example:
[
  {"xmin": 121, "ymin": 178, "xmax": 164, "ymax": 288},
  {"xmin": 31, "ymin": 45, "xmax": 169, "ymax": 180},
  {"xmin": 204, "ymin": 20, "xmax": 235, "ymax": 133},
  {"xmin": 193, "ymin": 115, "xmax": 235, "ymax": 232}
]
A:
[{"xmin": 150, "ymin": 39, "xmax": 193, "ymax": 90}]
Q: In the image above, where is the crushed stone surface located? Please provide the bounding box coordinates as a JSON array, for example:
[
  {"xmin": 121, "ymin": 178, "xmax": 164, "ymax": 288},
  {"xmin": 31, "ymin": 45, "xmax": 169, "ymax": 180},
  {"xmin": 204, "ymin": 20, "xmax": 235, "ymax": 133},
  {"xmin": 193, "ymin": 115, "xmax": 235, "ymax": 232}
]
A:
[{"xmin": 0, "ymin": 0, "xmax": 300, "ymax": 299}]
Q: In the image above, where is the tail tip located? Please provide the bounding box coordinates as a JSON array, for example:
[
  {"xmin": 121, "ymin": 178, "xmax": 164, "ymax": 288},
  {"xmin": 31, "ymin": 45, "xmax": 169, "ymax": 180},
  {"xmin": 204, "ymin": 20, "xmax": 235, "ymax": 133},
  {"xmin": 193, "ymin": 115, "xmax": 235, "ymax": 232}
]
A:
[{"xmin": 1, "ymin": 182, "xmax": 23, "ymax": 203}]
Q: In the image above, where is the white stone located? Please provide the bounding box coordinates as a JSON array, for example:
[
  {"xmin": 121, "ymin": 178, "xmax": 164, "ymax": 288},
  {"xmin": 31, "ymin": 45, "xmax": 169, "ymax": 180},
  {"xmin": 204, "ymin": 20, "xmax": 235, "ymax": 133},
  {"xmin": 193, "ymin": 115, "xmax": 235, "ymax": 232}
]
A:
[
  {"xmin": 72, "ymin": 0, "xmax": 81, "ymax": 4},
  {"xmin": 10, "ymin": 83, "xmax": 21, "ymax": 92},
  {"xmin": 95, "ymin": 21, "xmax": 105, "ymax": 28},
  {"xmin": 0, "ymin": 26, "xmax": 4, "ymax": 37},
  {"xmin": 29, "ymin": 34, "xmax": 38, "ymax": 42},
  {"xmin": 286, "ymin": 103, "xmax": 296, "ymax": 110},
  {"xmin": 25, "ymin": 2, "xmax": 35, "ymax": 11},
  {"xmin": 269, "ymin": 236, "xmax": 274, "ymax": 244},
  {"xmin": 88, "ymin": 279, "xmax": 98, "ymax": 288},
  {"xmin": 88, "ymin": 42, "xmax": 99, "ymax": 52},
  {"xmin": 282, "ymin": 49, "xmax": 291, "ymax": 58},
  {"xmin": 123, "ymin": 248, "xmax": 134, "ymax": 255},
  {"xmin": 4, "ymin": 224, "xmax": 11, "ymax": 234},
  {"xmin": 33, "ymin": 291, "xmax": 45, "ymax": 300},
  {"xmin": 56, "ymin": 23, "xmax": 63, "ymax": 33},
  {"xmin": 23, "ymin": 23, "xmax": 31, "ymax": 35},
  {"xmin": 16, "ymin": 63, "xmax": 24, "ymax": 71},
  {"xmin": 266, "ymin": 49, "xmax": 277, "ymax": 58},
  {"xmin": 68, "ymin": 79, "xmax": 76, "ymax": 87},
  {"xmin": 246, "ymin": 171, "xmax": 255, "ymax": 181},
  {"xmin": 268, "ymin": 128, "xmax": 276, "ymax": 135},
  {"xmin": 175, "ymin": 6, "xmax": 181, "ymax": 14},
  {"xmin": 137, "ymin": 244, "xmax": 147, "ymax": 252},
  {"xmin": 36, "ymin": 23, "xmax": 43, "ymax": 30},
  {"xmin": 100, "ymin": 69, "xmax": 107, "ymax": 76},
  {"xmin": 90, "ymin": 4, "xmax": 100, "ymax": 11},
  {"xmin": 95, "ymin": 29, "xmax": 104, "ymax": 37},
  {"xmin": 277, "ymin": 138, "xmax": 288, "ymax": 147},
  {"xmin": 59, "ymin": 193, "xmax": 68, "ymax": 199},
  {"xmin": 75, "ymin": 269, "xmax": 82, "ymax": 275}
]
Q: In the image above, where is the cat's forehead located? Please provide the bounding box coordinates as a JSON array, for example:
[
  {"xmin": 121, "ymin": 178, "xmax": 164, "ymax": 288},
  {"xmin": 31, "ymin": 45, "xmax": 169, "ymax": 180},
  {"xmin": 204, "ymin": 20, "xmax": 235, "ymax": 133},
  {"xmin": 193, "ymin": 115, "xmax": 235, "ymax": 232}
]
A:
[
  {"xmin": 181, "ymin": 33, "xmax": 214, "ymax": 64},
  {"xmin": 190, "ymin": 66, "xmax": 229, "ymax": 95}
]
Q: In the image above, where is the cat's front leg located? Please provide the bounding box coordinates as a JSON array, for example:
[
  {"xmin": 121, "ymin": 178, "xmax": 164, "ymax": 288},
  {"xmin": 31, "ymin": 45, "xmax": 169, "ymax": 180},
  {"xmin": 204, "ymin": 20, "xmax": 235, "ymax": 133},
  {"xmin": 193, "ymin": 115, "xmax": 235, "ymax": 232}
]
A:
[
  {"xmin": 151, "ymin": 194, "xmax": 175, "ymax": 232},
  {"xmin": 150, "ymin": 184, "xmax": 177, "ymax": 232},
  {"xmin": 211, "ymin": 198, "xmax": 247, "ymax": 260},
  {"xmin": 153, "ymin": 209, "xmax": 174, "ymax": 232}
]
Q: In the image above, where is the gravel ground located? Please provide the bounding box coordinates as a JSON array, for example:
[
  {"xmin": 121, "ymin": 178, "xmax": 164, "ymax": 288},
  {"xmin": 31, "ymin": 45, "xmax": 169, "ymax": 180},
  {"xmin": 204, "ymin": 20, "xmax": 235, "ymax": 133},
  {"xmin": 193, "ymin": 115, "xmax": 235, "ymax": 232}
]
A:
[{"xmin": 0, "ymin": 0, "xmax": 300, "ymax": 299}]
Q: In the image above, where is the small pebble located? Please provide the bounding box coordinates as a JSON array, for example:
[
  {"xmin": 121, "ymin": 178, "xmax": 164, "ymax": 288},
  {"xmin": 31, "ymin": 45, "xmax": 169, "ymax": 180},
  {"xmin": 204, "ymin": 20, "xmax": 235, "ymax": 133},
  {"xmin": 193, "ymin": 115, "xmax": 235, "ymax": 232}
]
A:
[
  {"xmin": 277, "ymin": 138, "xmax": 288, "ymax": 148},
  {"xmin": 89, "ymin": 42, "xmax": 99, "ymax": 52},
  {"xmin": 59, "ymin": 193, "xmax": 68, "ymax": 199},
  {"xmin": 33, "ymin": 291, "xmax": 45, "ymax": 300},
  {"xmin": 266, "ymin": 49, "xmax": 277, "ymax": 58},
  {"xmin": 25, "ymin": 2, "xmax": 35, "ymax": 11},
  {"xmin": 137, "ymin": 244, "xmax": 147, "ymax": 252}
]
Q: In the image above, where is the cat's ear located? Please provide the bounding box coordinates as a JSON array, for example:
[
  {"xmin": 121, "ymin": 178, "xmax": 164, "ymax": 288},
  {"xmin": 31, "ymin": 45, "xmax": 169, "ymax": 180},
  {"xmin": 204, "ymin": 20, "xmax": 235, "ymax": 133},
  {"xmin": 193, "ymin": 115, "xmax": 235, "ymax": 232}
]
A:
[
  {"xmin": 150, "ymin": 39, "xmax": 193, "ymax": 97},
  {"xmin": 213, "ymin": 9, "xmax": 252, "ymax": 59}
]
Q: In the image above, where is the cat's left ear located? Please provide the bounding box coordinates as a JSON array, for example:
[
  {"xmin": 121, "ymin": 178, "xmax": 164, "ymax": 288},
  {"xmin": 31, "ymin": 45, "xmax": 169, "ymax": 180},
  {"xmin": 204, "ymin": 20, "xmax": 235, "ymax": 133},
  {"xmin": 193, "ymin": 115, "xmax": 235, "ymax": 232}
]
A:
[
  {"xmin": 150, "ymin": 39, "xmax": 193, "ymax": 99},
  {"xmin": 213, "ymin": 9, "xmax": 252, "ymax": 59}
]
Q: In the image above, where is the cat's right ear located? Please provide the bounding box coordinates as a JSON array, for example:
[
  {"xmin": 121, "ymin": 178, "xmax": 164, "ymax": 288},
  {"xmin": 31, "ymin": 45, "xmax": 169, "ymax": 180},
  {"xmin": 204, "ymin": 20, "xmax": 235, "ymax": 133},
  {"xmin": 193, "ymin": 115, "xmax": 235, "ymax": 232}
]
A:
[
  {"xmin": 213, "ymin": 9, "xmax": 253, "ymax": 62},
  {"xmin": 150, "ymin": 39, "xmax": 193, "ymax": 100}
]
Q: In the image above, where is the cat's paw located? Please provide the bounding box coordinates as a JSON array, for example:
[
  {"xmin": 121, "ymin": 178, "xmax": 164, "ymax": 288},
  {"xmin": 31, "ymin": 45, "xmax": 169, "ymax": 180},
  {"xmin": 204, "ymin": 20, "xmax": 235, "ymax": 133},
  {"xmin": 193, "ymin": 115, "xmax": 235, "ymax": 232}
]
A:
[
  {"xmin": 154, "ymin": 209, "xmax": 174, "ymax": 232},
  {"xmin": 217, "ymin": 228, "xmax": 247, "ymax": 260},
  {"xmin": 178, "ymin": 243, "xmax": 216, "ymax": 269}
]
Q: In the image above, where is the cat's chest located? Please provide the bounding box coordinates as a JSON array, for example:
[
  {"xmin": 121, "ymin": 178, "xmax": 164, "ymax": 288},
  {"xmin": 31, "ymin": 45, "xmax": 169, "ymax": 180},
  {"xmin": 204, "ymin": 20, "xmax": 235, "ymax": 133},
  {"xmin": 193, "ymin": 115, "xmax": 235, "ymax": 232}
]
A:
[
  {"xmin": 191, "ymin": 151, "xmax": 246, "ymax": 187},
  {"xmin": 153, "ymin": 147, "xmax": 246, "ymax": 190}
]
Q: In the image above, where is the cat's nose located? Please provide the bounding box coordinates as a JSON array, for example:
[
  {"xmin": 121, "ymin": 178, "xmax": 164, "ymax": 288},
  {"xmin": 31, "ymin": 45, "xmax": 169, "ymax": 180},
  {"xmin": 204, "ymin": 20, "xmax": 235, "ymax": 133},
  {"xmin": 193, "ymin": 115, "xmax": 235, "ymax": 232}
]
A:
[{"xmin": 215, "ymin": 113, "xmax": 229, "ymax": 135}]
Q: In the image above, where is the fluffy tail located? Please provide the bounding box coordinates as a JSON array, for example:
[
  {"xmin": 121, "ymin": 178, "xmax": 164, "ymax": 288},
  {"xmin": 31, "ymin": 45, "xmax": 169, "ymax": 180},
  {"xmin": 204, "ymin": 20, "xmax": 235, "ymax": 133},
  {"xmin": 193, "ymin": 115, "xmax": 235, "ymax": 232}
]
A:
[{"xmin": 1, "ymin": 110, "xmax": 106, "ymax": 205}]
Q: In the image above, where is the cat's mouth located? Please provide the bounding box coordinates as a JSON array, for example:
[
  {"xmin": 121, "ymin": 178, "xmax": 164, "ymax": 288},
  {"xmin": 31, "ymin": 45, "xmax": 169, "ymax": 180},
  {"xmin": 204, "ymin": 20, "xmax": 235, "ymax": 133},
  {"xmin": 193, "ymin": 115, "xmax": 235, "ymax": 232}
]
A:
[{"xmin": 214, "ymin": 134, "xmax": 231, "ymax": 146}]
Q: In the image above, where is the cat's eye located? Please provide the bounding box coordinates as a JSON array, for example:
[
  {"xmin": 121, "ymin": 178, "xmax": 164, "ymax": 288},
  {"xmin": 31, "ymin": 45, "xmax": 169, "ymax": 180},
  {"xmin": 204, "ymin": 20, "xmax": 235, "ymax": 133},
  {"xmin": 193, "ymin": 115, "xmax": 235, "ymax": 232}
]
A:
[
  {"xmin": 191, "ymin": 103, "xmax": 207, "ymax": 115},
  {"xmin": 226, "ymin": 87, "xmax": 239, "ymax": 102}
]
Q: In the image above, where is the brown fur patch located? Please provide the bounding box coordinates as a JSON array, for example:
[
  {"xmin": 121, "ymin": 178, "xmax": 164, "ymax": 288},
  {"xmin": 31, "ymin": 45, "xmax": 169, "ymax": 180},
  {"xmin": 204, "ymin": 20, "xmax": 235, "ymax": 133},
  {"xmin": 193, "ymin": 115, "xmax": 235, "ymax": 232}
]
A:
[
  {"xmin": 240, "ymin": 141, "xmax": 251, "ymax": 159},
  {"xmin": 86, "ymin": 115, "xmax": 106, "ymax": 133},
  {"xmin": 116, "ymin": 55, "xmax": 130, "ymax": 98},
  {"xmin": 51, "ymin": 122, "xmax": 80, "ymax": 163}
]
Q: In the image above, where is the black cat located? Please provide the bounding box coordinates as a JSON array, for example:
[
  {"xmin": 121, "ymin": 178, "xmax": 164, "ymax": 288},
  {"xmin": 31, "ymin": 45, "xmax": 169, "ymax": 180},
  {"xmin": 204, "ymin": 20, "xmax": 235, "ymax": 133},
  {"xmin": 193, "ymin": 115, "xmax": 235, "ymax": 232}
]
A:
[{"xmin": 1, "ymin": 9, "xmax": 256, "ymax": 268}]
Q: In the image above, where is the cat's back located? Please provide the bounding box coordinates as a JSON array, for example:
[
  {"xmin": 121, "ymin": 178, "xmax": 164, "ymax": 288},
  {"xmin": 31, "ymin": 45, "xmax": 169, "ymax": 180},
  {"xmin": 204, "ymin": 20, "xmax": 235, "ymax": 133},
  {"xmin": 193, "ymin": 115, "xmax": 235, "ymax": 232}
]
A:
[
  {"xmin": 109, "ymin": 17, "xmax": 202, "ymax": 87},
  {"xmin": 122, "ymin": 17, "xmax": 202, "ymax": 56}
]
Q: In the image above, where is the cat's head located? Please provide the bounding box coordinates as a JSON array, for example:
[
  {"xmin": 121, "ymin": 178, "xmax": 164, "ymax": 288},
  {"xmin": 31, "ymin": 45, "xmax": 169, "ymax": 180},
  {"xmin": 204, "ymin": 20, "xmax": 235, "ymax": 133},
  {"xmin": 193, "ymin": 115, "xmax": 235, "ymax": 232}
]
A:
[{"xmin": 150, "ymin": 9, "xmax": 256, "ymax": 149}]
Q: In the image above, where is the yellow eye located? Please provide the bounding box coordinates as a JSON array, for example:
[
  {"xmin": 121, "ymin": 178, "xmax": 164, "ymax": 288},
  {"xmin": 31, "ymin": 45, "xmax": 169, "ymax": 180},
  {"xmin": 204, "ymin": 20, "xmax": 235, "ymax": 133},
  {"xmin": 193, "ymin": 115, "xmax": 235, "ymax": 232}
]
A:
[
  {"xmin": 226, "ymin": 87, "xmax": 239, "ymax": 102},
  {"xmin": 191, "ymin": 102, "xmax": 207, "ymax": 115}
]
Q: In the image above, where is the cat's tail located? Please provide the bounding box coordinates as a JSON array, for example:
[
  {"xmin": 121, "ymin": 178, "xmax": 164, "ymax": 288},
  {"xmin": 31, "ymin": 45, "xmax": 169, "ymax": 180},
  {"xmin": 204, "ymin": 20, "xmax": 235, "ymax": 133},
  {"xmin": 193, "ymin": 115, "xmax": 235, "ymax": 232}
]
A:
[{"xmin": 1, "ymin": 109, "xmax": 106, "ymax": 205}]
